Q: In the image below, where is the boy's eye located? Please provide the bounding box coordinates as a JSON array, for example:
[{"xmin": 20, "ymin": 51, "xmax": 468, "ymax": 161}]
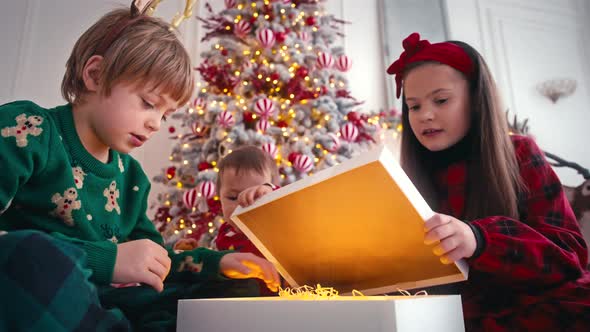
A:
[
  {"xmin": 141, "ymin": 98, "xmax": 154, "ymax": 109},
  {"xmin": 408, "ymin": 105, "xmax": 420, "ymax": 111},
  {"xmin": 435, "ymin": 98, "xmax": 448, "ymax": 105},
  {"xmin": 226, "ymin": 196, "xmax": 238, "ymax": 201}
]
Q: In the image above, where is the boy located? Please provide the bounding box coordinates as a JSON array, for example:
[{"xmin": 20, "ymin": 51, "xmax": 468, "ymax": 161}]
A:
[
  {"xmin": 0, "ymin": 2, "xmax": 279, "ymax": 331},
  {"xmin": 215, "ymin": 145, "xmax": 281, "ymax": 295}
]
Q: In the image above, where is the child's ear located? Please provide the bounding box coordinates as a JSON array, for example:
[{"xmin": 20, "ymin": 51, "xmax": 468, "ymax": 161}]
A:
[{"xmin": 82, "ymin": 55, "xmax": 103, "ymax": 93}]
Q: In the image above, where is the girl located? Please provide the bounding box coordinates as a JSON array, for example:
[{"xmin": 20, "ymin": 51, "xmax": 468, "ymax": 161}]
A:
[{"xmin": 387, "ymin": 32, "xmax": 590, "ymax": 331}]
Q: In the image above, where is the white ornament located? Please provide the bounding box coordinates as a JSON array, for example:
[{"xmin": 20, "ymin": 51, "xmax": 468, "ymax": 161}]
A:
[{"xmin": 257, "ymin": 28, "xmax": 276, "ymax": 48}]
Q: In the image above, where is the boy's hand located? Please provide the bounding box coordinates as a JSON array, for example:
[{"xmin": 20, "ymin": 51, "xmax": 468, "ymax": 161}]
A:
[
  {"xmin": 220, "ymin": 252, "xmax": 280, "ymax": 292},
  {"xmin": 113, "ymin": 239, "xmax": 171, "ymax": 292},
  {"xmin": 237, "ymin": 184, "xmax": 273, "ymax": 207},
  {"xmin": 174, "ymin": 237, "xmax": 199, "ymax": 251},
  {"xmin": 424, "ymin": 213, "xmax": 476, "ymax": 264}
]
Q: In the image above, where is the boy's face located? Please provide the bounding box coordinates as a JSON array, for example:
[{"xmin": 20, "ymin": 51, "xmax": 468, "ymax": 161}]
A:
[
  {"xmin": 90, "ymin": 82, "xmax": 178, "ymax": 154},
  {"xmin": 220, "ymin": 168, "xmax": 272, "ymax": 229}
]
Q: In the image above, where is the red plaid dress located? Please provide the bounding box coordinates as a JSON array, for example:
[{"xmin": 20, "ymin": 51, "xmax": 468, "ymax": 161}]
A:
[{"xmin": 433, "ymin": 135, "xmax": 590, "ymax": 331}]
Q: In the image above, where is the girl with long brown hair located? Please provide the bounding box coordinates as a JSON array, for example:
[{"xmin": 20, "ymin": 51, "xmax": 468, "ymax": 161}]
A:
[{"xmin": 388, "ymin": 32, "xmax": 590, "ymax": 331}]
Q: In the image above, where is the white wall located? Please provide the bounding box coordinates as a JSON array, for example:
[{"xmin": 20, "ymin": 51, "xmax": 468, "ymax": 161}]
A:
[
  {"xmin": 444, "ymin": 0, "xmax": 590, "ymax": 186},
  {"xmin": 1, "ymin": 0, "xmax": 587, "ymax": 197},
  {"xmin": 0, "ymin": 0, "xmax": 387, "ymax": 211}
]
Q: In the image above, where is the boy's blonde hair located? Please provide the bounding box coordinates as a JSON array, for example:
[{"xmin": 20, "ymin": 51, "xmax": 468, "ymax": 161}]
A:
[
  {"xmin": 217, "ymin": 146, "xmax": 280, "ymax": 190},
  {"xmin": 61, "ymin": 6, "xmax": 194, "ymax": 106}
]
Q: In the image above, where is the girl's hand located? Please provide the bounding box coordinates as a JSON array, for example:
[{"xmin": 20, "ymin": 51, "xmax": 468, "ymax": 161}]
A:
[
  {"xmin": 220, "ymin": 252, "xmax": 280, "ymax": 292},
  {"xmin": 424, "ymin": 213, "xmax": 477, "ymax": 264},
  {"xmin": 237, "ymin": 184, "xmax": 273, "ymax": 207}
]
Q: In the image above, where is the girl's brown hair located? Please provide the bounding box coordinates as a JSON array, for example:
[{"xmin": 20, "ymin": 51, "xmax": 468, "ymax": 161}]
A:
[
  {"xmin": 400, "ymin": 41, "xmax": 525, "ymax": 220},
  {"xmin": 61, "ymin": 6, "xmax": 194, "ymax": 106}
]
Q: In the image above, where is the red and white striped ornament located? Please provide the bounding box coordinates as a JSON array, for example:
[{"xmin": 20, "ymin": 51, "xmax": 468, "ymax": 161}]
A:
[
  {"xmin": 293, "ymin": 154, "xmax": 314, "ymax": 173},
  {"xmin": 261, "ymin": 143, "xmax": 278, "ymax": 158},
  {"xmin": 257, "ymin": 28, "xmax": 276, "ymax": 48},
  {"xmin": 224, "ymin": 0, "xmax": 236, "ymax": 8},
  {"xmin": 256, "ymin": 119, "xmax": 270, "ymax": 133},
  {"xmin": 217, "ymin": 111, "xmax": 235, "ymax": 128},
  {"xmin": 198, "ymin": 181, "xmax": 216, "ymax": 199},
  {"xmin": 327, "ymin": 132, "xmax": 341, "ymax": 152},
  {"xmin": 183, "ymin": 188, "xmax": 198, "ymax": 209},
  {"xmin": 340, "ymin": 123, "xmax": 359, "ymax": 142},
  {"xmin": 234, "ymin": 20, "xmax": 251, "ymax": 38},
  {"xmin": 192, "ymin": 97, "xmax": 206, "ymax": 110},
  {"xmin": 316, "ymin": 52, "xmax": 334, "ymax": 69},
  {"xmin": 298, "ymin": 31, "xmax": 310, "ymax": 42},
  {"xmin": 335, "ymin": 55, "xmax": 352, "ymax": 72},
  {"xmin": 254, "ymin": 98, "xmax": 276, "ymax": 119}
]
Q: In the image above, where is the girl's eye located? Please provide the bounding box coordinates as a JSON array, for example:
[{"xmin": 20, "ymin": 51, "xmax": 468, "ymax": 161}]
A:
[
  {"xmin": 226, "ymin": 196, "xmax": 238, "ymax": 201},
  {"xmin": 435, "ymin": 98, "xmax": 448, "ymax": 105},
  {"xmin": 409, "ymin": 105, "xmax": 420, "ymax": 111}
]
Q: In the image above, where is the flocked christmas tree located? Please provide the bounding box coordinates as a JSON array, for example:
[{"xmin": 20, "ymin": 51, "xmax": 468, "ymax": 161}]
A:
[{"xmin": 151, "ymin": 0, "xmax": 401, "ymax": 246}]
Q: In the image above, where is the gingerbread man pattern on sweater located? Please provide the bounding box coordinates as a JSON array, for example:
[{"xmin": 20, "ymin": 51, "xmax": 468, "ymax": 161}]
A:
[
  {"xmin": 1, "ymin": 113, "xmax": 44, "ymax": 147},
  {"xmin": 0, "ymin": 101, "xmax": 228, "ymax": 286}
]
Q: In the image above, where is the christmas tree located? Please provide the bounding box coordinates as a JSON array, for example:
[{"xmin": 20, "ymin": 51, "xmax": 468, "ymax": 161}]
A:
[{"xmin": 152, "ymin": 0, "xmax": 401, "ymax": 246}]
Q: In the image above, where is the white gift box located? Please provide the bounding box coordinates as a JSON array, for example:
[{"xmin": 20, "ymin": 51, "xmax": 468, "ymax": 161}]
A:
[{"xmin": 177, "ymin": 295, "xmax": 465, "ymax": 332}]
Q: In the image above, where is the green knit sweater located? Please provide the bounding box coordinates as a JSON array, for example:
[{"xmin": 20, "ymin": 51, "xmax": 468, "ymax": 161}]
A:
[{"xmin": 0, "ymin": 101, "xmax": 225, "ymax": 284}]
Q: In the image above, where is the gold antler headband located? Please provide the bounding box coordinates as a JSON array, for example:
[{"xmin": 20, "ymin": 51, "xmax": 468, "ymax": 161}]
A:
[{"xmin": 141, "ymin": 0, "xmax": 197, "ymax": 29}]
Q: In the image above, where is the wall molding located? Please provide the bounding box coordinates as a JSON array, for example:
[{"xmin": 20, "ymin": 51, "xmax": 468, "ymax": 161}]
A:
[
  {"xmin": 12, "ymin": 0, "xmax": 40, "ymax": 98},
  {"xmin": 473, "ymin": 0, "xmax": 587, "ymax": 112}
]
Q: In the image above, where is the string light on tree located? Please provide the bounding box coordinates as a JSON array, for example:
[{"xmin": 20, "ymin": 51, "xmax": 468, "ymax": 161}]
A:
[{"xmin": 152, "ymin": 0, "xmax": 401, "ymax": 246}]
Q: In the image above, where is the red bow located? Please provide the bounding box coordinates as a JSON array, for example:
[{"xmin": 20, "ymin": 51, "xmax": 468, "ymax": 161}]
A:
[{"xmin": 386, "ymin": 32, "xmax": 474, "ymax": 98}]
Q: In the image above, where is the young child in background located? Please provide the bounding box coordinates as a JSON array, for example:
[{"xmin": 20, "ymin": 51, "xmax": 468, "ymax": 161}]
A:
[
  {"xmin": 0, "ymin": 2, "xmax": 279, "ymax": 331},
  {"xmin": 215, "ymin": 145, "xmax": 281, "ymax": 295},
  {"xmin": 388, "ymin": 32, "xmax": 590, "ymax": 331}
]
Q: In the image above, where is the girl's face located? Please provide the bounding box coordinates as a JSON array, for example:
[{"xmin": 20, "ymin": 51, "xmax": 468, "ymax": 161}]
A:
[{"xmin": 404, "ymin": 63, "xmax": 471, "ymax": 152}]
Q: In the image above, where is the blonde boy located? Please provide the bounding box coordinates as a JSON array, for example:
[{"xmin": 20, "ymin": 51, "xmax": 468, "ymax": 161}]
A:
[{"xmin": 0, "ymin": 2, "xmax": 278, "ymax": 331}]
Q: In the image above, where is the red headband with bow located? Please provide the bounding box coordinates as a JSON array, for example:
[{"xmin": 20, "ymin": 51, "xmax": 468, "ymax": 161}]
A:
[{"xmin": 386, "ymin": 32, "xmax": 475, "ymax": 98}]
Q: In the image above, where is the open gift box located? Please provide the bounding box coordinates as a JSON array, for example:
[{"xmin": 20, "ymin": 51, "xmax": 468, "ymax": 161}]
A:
[
  {"xmin": 231, "ymin": 145, "xmax": 468, "ymax": 294},
  {"xmin": 178, "ymin": 145, "xmax": 468, "ymax": 331}
]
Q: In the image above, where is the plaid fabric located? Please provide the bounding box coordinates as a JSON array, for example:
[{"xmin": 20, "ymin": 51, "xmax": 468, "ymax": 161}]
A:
[
  {"xmin": 98, "ymin": 278, "xmax": 260, "ymax": 332},
  {"xmin": 0, "ymin": 230, "xmax": 130, "ymax": 332},
  {"xmin": 434, "ymin": 135, "xmax": 590, "ymax": 331}
]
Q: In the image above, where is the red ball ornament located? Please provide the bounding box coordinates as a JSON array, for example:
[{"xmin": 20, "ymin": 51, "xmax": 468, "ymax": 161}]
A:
[
  {"xmin": 221, "ymin": 49, "xmax": 229, "ymax": 56},
  {"xmin": 320, "ymin": 86, "xmax": 328, "ymax": 95},
  {"xmin": 305, "ymin": 16, "xmax": 316, "ymax": 26},
  {"xmin": 277, "ymin": 120, "xmax": 289, "ymax": 128},
  {"xmin": 198, "ymin": 162, "xmax": 212, "ymax": 171},
  {"xmin": 168, "ymin": 126, "xmax": 176, "ymax": 134},
  {"xmin": 347, "ymin": 111, "xmax": 360, "ymax": 122},
  {"xmin": 166, "ymin": 166, "xmax": 176, "ymax": 179},
  {"xmin": 270, "ymin": 72, "xmax": 280, "ymax": 81},
  {"xmin": 243, "ymin": 111, "xmax": 255, "ymax": 123},
  {"xmin": 276, "ymin": 32, "xmax": 286, "ymax": 43},
  {"xmin": 296, "ymin": 66, "xmax": 308, "ymax": 78}
]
